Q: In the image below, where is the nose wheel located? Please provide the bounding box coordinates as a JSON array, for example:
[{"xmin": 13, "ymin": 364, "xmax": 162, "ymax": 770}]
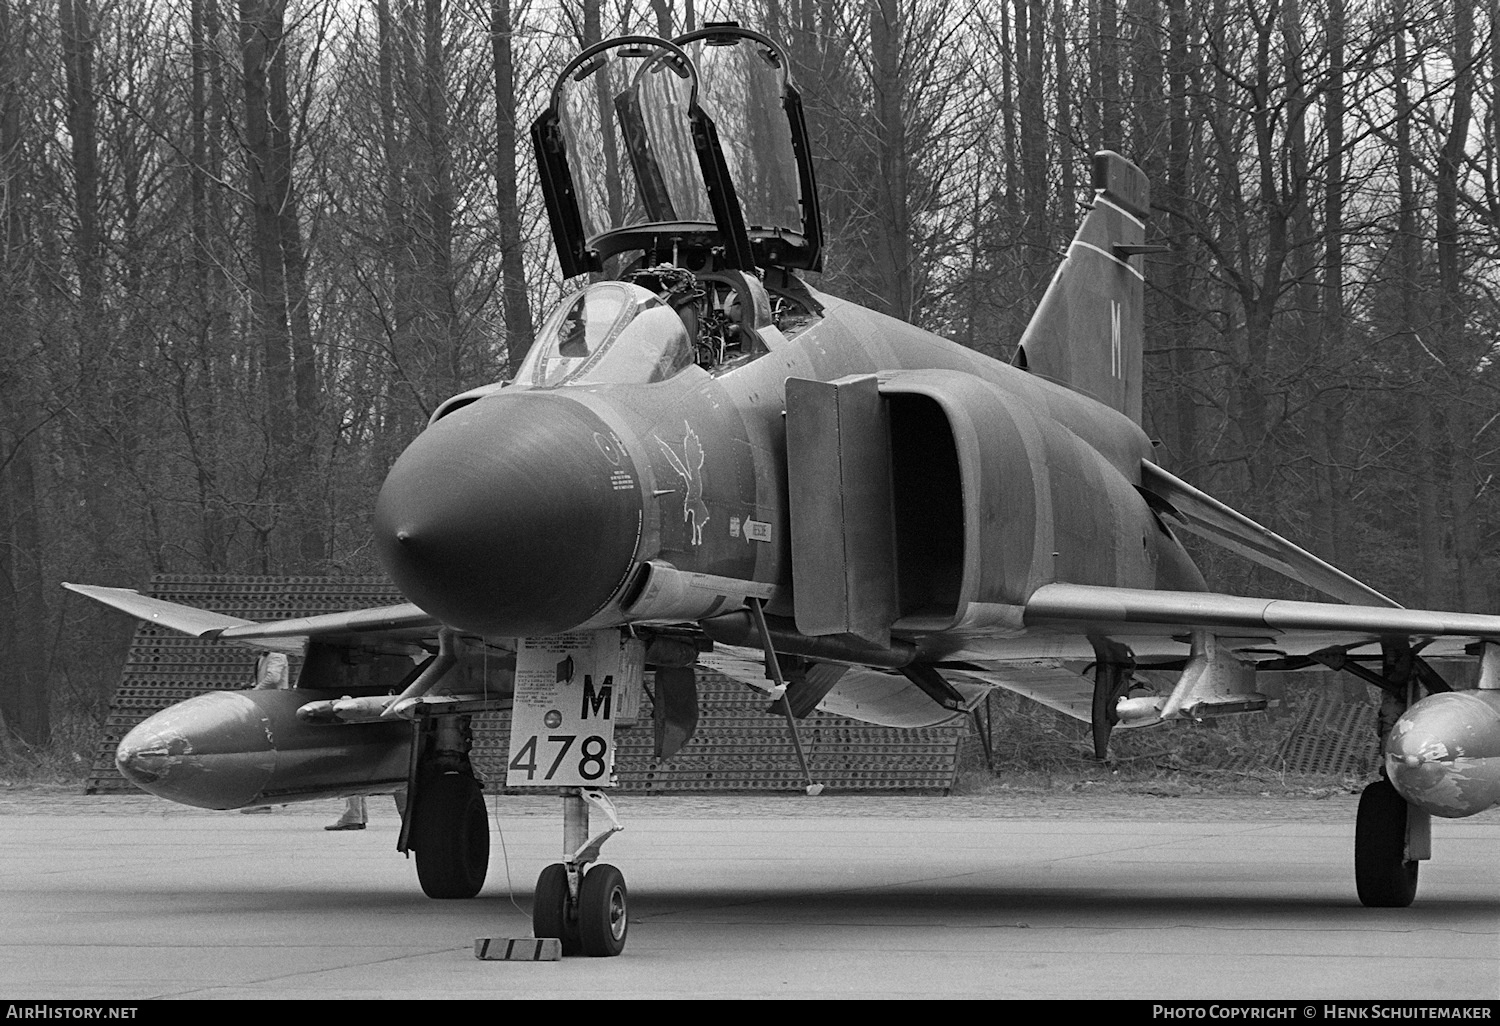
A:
[
  {"xmin": 578, "ymin": 864, "xmax": 628, "ymax": 956},
  {"xmin": 532, "ymin": 788, "xmax": 628, "ymax": 956},
  {"xmin": 533, "ymin": 860, "xmax": 628, "ymax": 957},
  {"xmin": 532, "ymin": 862, "xmax": 582, "ymax": 954}
]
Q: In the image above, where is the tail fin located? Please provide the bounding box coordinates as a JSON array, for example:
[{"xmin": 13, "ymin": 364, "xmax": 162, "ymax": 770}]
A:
[{"xmin": 1013, "ymin": 152, "xmax": 1152, "ymax": 424}]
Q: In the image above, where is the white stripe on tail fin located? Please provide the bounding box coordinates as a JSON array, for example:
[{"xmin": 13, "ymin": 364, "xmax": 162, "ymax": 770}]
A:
[{"xmin": 1013, "ymin": 152, "xmax": 1154, "ymax": 424}]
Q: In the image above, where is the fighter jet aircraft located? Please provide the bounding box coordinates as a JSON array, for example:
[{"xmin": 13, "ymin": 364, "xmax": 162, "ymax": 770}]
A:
[{"xmin": 68, "ymin": 25, "xmax": 1500, "ymax": 957}]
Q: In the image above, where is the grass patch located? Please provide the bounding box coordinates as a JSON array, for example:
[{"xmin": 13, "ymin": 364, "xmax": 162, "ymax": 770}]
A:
[
  {"xmin": 0, "ymin": 702, "xmax": 104, "ymax": 786},
  {"xmin": 953, "ymin": 685, "xmax": 1373, "ymax": 797}
]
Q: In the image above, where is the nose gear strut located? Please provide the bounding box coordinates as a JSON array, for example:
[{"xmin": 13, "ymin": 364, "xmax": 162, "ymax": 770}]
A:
[{"xmin": 531, "ymin": 787, "xmax": 628, "ymax": 956}]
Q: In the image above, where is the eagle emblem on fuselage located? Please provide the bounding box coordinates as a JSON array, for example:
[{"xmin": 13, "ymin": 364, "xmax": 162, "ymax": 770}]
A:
[{"xmin": 655, "ymin": 422, "xmax": 710, "ymax": 547}]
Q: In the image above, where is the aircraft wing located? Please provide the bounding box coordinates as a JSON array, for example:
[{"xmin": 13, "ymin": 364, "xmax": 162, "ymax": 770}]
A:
[
  {"xmin": 64, "ymin": 582, "xmax": 440, "ymax": 653},
  {"xmin": 896, "ymin": 585, "xmax": 1500, "ymax": 730},
  {"xmin": 1020, "ymin": 582, "xmax": 1499, "ymax": 660},
  {"xmin": 694, "ymin": 580, "xmax": 1500, "ymax": 730}
]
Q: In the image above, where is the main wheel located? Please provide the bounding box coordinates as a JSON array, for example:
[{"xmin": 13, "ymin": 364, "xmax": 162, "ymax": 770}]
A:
[
  {"xmin": 1355, "ymin": 778, "xmax": 1419, "ymax": 908},
  {"xmin": 532, "ymin": 863, "xmax": 580, "ymax": 955},
  {"xmin": 413, "ymin": 773, "xmax": 489, "ymax": 899},
  {"xmin": 578, "ymin": 863, "xmax": 628, "ymax": 957}
]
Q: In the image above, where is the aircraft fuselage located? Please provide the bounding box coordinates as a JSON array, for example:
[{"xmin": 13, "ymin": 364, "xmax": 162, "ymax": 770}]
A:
[{"xmin": 374, "ymin": 285, "xmax": 1205, "ymax": 660}]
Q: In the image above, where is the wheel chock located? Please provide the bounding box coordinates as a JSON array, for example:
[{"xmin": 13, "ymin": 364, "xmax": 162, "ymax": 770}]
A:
[{"xmin": 474, "ymin": 936, "xmax": 563, "ymax": 961}]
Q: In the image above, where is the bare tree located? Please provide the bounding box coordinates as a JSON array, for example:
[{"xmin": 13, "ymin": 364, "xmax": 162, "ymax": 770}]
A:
[{"xmin": 493, "ymin": 0, "xmax": 534, "ymax": 377}]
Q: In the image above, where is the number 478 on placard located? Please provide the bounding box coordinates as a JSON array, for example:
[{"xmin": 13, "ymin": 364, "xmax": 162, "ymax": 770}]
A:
[{"xmin": 508, "ymin": 733, "xmax": 609, "ymax": 783}]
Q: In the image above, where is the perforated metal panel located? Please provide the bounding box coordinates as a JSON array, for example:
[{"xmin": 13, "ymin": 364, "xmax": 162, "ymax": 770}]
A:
[
  {"xmin": 1278, "ymin": 691, "xmax": 1380, "ymax": 776},
  {"xmin": 91, "ymin": 577, "xmax": 962, "ymax": 794}
]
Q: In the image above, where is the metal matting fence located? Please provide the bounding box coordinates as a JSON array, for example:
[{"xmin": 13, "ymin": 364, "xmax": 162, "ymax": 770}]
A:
[{"xmin": 1277, "ymin": 690, "xmax": 1380, "ymax": 776}]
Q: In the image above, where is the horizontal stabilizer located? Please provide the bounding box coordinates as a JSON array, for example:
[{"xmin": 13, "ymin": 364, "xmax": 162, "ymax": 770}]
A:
[
  {"xmin": 1138, "ymin": 462, "xmax": 1399, "ymax": 608},
  {"xmin": 814, "ymin": 666, "xmax": 987, "ymax": 728},
  {"xmin": 702, "ymin": 645, "xmax": 982, "ymax": 727},
  {"xmin": 943, "ymin": 660, "xmax": 1163, "ymax": 728}
]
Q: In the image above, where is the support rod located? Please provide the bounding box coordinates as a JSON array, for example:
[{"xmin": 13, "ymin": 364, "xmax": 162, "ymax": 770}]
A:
[{"xmin": 748, "ymin": 598, "xmax": 822, "ymax": 794}]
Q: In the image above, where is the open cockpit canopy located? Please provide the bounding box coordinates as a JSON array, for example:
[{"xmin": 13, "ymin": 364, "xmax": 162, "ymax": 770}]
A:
[{"xmin": 533, "ymin": 25, "xmax": 822, "ymax": 278}]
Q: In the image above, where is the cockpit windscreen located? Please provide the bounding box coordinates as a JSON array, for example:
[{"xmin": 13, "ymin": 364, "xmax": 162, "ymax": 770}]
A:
[{"xmin": 514, "ymin": 282, "xmax": 694, "ymax": 388}]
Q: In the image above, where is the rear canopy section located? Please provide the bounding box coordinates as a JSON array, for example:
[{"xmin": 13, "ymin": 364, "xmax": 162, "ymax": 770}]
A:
[{"xmin": 532, "ymin": 26, "xmax": 823, "ymax": 277}]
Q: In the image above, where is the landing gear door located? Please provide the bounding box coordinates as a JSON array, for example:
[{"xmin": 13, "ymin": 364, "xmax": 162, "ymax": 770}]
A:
[{"xmin": 507, "ymin": 632, "xmax": 644, "ymax": 788}]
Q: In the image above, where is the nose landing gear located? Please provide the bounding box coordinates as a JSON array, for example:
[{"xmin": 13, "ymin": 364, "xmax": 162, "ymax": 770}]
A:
[{"xmin": 532, "ymin": 787, "xmax": 628, "ymax": 956}]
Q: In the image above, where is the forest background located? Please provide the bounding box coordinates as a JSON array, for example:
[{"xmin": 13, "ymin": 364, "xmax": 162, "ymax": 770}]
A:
[{"xmin": 2, "ymin": 0, "xmax": 1498, "ymax": 759}]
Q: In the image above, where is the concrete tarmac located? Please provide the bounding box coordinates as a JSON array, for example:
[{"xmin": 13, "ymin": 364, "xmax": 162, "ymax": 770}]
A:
[{"xmin": 2, "ymin": 791, "xmax": 1497, "ymax": 1000}]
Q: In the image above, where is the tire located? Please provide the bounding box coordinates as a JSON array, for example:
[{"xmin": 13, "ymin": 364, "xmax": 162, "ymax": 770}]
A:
[
  {"xmin": 578, "ymin": 863, "xmax": 628, "ymax": 957},
  {"xmin": 1355, "ymin": 778, "xmax": 1419, "ymax": 908},
  {"xmin": 413, "ymin": 773, "xmax": 489, "ymax": 899},
  {"xmin": 532, "ymin": 863, "xmax": 581, "ymax": 955}
]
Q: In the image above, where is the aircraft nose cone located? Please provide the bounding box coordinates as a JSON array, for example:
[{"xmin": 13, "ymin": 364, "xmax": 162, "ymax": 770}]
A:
[
  {"xmin": 115, "ymin": 692, "xmax": 275, "ymax": 810},
  {"xmin": 374, "ymin": 393, "xmax": 643, "ymax": 636},
  {"xmin": 1385, "ymin": 690, "xmax": 1500, "ymax": 819}
]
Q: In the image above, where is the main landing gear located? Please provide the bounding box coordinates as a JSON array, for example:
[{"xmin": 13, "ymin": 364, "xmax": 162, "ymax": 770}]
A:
[
  {"xmin": 1314, "ymin": 642, "xmax": 1436, "ymax": 908},
  {"xmin": 402, "ymin": 709, "xmax": 490, "ymax": 899},
  {"xmin": 1354, "ymin": 777, "xmax": 1420, "ymax": 908},
  {"xmin": 533, "ymin": 787, "xmax": 628, "ymax": 956},
  {"xmin": 413, "ymin": 771, "xmax": 490, "ymax": 898}
]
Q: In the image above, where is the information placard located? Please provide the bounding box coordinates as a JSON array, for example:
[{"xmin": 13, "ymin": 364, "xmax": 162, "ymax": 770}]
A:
[{"xmin": 506, "ymin": 631, "xmax": 642, "ymax": 787}]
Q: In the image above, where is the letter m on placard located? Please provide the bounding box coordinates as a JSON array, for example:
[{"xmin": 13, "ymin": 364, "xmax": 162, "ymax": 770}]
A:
[{"xmin": 581, "ymin": 675, "xmax": 613, "ymax": 720}]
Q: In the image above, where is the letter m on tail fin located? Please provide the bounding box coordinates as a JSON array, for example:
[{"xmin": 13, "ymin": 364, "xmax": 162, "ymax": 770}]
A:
[{"xmin": 1013, "ymin": 151, "xmax": 1153, "ymax": 424}]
